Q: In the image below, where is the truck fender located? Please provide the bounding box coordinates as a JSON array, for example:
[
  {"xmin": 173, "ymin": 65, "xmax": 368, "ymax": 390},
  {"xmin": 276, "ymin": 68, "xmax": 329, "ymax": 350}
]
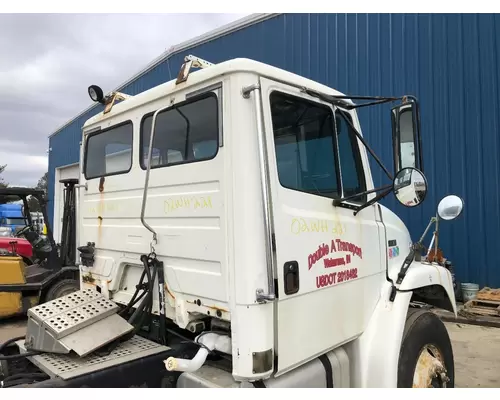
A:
[
  {"xmin": 346, "ymin": 263, "xmax": 457, "ymax": 388},
  {"xmin": 398, "ymin": 262, "xmax": 457, "ymax": 316},
  {"xmin": 344, "ymin": 282, "xmax": 412, "ymax": 388}
]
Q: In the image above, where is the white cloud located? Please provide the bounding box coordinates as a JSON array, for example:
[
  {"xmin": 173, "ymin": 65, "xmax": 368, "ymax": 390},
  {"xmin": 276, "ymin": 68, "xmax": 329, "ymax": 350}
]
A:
[
  {"xmin": 0, "ymin": 13, "xmax": 249, "ymax": 187},
  {"xmin": 0, "ymin": 150, "xmax": 48, "ymax": 186}
]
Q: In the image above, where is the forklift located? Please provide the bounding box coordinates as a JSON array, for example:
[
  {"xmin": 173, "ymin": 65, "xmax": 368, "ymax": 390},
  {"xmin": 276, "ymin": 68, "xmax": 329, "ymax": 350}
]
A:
[{"xmin": 0, "ymin": 179, "xmax": 80, "ymax": 318}]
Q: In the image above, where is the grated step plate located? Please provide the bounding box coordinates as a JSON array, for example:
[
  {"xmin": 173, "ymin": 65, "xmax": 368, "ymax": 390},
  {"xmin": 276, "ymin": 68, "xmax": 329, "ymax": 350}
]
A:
[
  {"xmin": 28, "ymin": 289, "xmax": 118, "ymax": 339},
  {"xmin": 17, "ymin": 335, "xmax": 171, "ymax": 381},
  {"xmin": 25, "ymin": 288, "xmax": 134, "ymax": 356}
]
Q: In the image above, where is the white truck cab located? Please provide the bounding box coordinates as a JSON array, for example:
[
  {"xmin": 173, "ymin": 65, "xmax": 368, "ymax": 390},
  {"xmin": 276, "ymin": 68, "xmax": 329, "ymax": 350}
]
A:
[{"xmin": 4, "ymin": 56, "xmax": 464, "ymax": 389}]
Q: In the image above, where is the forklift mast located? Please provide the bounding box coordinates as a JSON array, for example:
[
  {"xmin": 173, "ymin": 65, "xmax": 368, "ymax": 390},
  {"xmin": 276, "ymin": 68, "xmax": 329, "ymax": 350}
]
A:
[{"xmin": 58, "ymin": 178, "xmax": 78, "ymax": 267}]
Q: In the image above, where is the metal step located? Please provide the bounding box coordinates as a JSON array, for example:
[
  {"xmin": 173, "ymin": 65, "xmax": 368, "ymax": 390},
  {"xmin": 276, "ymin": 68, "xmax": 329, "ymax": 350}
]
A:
[
  {"xmin": 17, "ymin": 335, "xmax": 170, "ymax": 381},
  {"xmin": 24, "ymin": 288, "xmax": 134, "ymax": 356}
]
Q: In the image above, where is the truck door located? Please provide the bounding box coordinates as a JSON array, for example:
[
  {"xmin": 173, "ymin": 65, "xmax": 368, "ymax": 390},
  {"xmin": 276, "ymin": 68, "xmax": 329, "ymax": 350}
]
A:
[{"xmin": 259, "ymin": 78, "xmax": 385, "ymax": 375}]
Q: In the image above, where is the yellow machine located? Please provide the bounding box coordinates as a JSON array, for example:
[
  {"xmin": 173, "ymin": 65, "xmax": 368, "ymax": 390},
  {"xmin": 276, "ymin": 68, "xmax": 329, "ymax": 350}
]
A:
[
  {"xmin": 0, "ymin": 183, "xmax": 80, "ymax": 319},
  {"xmin": 0, "ymin": 256, "xmax": 38, "ymax": 318}
]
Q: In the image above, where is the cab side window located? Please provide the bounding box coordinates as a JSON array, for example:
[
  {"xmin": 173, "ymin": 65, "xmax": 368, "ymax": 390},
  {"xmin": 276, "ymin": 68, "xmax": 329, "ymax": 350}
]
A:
[
  {"xmin": 270, "ymin": 91, "xmax": 366, "ymax": 202},
  {"xmin": 140, "ymin": 93, "xmax": 219, "ymax": 169},
  {"xmin": 270, "ymin": 91, "xmax": 340, "ymax": 199}
]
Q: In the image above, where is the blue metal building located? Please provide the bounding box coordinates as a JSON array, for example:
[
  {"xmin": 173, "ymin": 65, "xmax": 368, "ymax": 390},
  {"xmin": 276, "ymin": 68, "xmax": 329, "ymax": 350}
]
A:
[{"xmin": 48, "ymin": 13, "xmax": 500, "ymax": 288}]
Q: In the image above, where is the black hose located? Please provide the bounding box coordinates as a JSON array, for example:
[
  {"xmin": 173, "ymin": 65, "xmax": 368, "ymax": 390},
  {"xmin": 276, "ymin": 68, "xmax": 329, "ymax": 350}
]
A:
[
  {"xmin": 133, "ymin": 266, "xmax": 156, "ymax": 335},
  {"xmin": 3, "ymin": 372, "xmax": 49, "ymax": 383},
  {"xmin": 0, "ymin": 336, "xmax": 25, "ymax": 353},
  {"xmin": 128, "ymin": 255, "xmax": 153, "ymax": 325},
  {"xmin": 119, "ymin": 269, "xmax": 148, "ymax": 317},
  {"xmin": 124, "ymin": 289, "xmax": 147, "ymax": 312},
  {"xmin": 2, "ymin": 377, "xmax": 46, "ymax": 388},
  {"xmin": 0, "ymin": 336, "xmax": 41, "ymax": 361},
  {"xmin": 0, "ymin": 351, "xmax": 41, "ymax": 361}
]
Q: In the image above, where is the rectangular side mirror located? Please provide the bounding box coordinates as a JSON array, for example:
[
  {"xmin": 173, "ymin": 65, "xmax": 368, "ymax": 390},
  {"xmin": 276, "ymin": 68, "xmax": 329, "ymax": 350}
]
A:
[{"xmin": 391, "ymin": 98, "xmax": 423, "ymax": 173}]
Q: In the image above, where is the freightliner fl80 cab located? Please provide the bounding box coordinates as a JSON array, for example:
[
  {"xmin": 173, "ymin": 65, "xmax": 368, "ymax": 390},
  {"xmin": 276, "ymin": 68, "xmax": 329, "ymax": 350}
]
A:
[{"xmin": 0, "ymin": 56, "xmax": 465, "ymax": 388}]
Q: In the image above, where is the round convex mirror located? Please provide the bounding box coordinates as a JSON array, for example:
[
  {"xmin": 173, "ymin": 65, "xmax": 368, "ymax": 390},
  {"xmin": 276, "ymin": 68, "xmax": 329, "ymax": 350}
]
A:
[
  {"xmin": 437, "ymin": 195, "xmax": 464, "ymax": 221},
  {"xmin": 393, "ymin": 167, "xmax": 428, "ymax": 207}
]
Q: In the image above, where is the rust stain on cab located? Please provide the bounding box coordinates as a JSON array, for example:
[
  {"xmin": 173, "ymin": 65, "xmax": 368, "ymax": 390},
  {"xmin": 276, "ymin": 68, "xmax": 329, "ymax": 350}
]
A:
[{"xmin": 99, "ymin": 177, "xmax": 105, "ymax": 192}]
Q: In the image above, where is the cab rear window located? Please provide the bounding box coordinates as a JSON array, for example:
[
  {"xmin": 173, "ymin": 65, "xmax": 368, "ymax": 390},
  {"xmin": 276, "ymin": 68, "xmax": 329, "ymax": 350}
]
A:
[{"xmin": 84, "ymin": 121, "xmax": 133, "ymax": 180}]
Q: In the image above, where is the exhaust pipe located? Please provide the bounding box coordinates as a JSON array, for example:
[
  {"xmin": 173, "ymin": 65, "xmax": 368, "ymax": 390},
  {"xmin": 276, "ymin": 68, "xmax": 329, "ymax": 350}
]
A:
[{"xmin": 164, "ymin": 332, "xmax": 231, "ymax": 373}]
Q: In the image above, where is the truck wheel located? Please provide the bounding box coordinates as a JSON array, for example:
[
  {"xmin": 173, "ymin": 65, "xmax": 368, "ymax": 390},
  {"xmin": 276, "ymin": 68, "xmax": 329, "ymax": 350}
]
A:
[
  {"xmin": 397, "ymin": 309, "xmax": 454, "ymax": 388},
  {"xmin": 45, "ymin": 279, "xmax": 80, "ymax": 302}
]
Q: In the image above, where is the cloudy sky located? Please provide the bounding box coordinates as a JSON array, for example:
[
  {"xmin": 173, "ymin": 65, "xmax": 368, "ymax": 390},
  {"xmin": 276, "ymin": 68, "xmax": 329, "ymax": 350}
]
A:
[{"xmin": 0, "ymin": 13, "xmax": 248, "ymax": 187}]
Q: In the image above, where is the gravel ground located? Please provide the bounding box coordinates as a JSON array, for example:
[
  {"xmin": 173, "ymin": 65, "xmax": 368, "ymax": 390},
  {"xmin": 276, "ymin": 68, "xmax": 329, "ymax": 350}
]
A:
[{"xmin": 445, "ymin": 321, "xmax": 500, "ymax": 388}]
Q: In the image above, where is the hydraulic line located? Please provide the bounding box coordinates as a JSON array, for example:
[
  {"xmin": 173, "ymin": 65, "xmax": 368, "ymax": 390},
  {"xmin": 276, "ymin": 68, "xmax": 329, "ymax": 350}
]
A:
[
  {"xmin": 3, "ymin": 373, "xmax": 49, "ymax": 382},
  {"xmin": 0, "ymin": 336, "xmax": 25, "ymax": 353},
  {"xmin": 0, "ymin": 352, "xmax": 41, "ymax": 361},
  {"xmin": 0, "ymin": 335, "xmax": 41, "ymax": 361},
  {"xmin": 1, "ymin": 372, "xmax": 49, "ymax": 388},
  {"xmin": 119, "ymin": 268, "xmax": 147, "ymax": 317},
  {"xmin": 128, "ymin": 255, "xmax": 154, "ymax": 326}
]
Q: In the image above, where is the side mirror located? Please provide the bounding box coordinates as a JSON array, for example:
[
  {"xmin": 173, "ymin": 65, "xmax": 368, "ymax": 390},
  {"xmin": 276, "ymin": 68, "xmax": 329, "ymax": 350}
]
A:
[
  {"xmin": 393, "ymin": 167, "xmax": 428, "ymax": 207},
  {"xmin": 391, "ymin": 98, "xmax": 423, "ymax": 173},
  {"xmin": 437, "ymin": 195, "xmax": 464, "ymax": 221}
]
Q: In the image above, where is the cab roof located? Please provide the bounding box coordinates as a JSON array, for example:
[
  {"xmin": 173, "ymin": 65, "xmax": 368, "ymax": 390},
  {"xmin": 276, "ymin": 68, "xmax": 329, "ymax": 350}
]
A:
[{"xmin": 83, "ymin": 57, "xmax": 351, "ymax": 130}]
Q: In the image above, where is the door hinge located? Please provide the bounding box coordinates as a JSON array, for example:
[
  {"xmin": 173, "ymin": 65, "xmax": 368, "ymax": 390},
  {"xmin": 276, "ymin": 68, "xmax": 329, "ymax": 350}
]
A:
[
  {"xmin": 256, "ymin": 288, "xmax": 276, "ymax": 303},
  {"xmin": 271, "ymin": 233, "xmax": 276, "ymax": 252}
]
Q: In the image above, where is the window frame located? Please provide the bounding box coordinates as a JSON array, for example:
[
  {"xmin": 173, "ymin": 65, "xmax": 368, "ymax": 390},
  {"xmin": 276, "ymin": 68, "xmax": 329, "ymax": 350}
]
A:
[
  {"xmin": 333, "ymin": 109, "xmax": 368, "ymax": 203},
  {"xmin": 83, "ymin": 119, "xmax": 134, "ymax": 181},
  {"xmin": 139, "ymin": 91, "xmax": 221, "ymax": 171},
  {"xmin": 269, "ymin": 90, "xmax": 342, "ymax": 199},
  {"xmin": 269, "ymin": 90, "xmax": 367, "ymax": 203}
]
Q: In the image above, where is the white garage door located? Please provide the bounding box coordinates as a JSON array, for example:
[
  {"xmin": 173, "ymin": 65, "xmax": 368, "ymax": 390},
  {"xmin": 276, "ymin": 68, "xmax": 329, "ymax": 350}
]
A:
[{"xmin": 53, "ymin": 163, "xmax": 80, "ymax": 243}]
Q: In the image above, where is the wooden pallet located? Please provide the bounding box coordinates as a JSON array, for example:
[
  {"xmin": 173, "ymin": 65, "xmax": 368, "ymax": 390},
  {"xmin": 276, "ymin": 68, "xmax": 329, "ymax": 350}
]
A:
[
  {"xmin": 464, "ymin": 299, "xmax": 500, "ymax": 317},
  {"xmin": 432, "ymin": 307, "xmax": 500, "ymax": 328},
  {"xmin": 477, "ymin": 287, "xmax": 500, "ymax": 302}
]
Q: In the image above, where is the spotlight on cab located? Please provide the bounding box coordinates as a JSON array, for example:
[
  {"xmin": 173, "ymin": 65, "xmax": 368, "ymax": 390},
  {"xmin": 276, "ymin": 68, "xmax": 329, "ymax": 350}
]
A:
[{"xmin": 88, "ymin": 85, "xmax": 105, "ymax": 104}]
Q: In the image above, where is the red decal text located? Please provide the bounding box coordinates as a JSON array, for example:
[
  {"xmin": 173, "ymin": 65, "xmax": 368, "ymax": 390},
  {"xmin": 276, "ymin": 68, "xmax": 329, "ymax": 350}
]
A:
[
  {"xmin": 308, "ymin": 243, "xmax": 330, "ymax": 270},
  {"xmin": 308, "ymin": 240, "xmax": 362, "ymax": 271},
  {"xmin": 316, "ymin": 268, "xmax": 358, "ymax": 288}
]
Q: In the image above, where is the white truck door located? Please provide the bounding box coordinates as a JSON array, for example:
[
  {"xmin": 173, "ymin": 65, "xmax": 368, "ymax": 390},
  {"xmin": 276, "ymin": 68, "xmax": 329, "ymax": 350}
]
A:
[{"xmin": 259, "ymin": 78, "xmax": 384, "ymax": 375}]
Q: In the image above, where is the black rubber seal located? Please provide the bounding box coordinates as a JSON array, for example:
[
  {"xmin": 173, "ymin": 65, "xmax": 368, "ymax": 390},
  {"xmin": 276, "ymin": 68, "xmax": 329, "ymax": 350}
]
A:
[{"xmin": 319, "ymin": 354, "xmax": 334, "ymax": 388}]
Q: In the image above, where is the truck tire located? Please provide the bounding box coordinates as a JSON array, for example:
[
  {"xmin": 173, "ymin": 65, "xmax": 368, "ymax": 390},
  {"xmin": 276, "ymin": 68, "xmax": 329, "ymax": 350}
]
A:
[
  {"xmin": 397, "ymin": 308, "xmax": 454, "ymax": 388},
  {"xmin": 45, "ymin": 279, "xmax": 80, "ymax": 302}
]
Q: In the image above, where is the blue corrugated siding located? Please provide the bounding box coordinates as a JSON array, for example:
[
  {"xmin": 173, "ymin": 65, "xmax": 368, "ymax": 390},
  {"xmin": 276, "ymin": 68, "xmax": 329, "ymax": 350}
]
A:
[{"xmin": 48, "ymin": 13, "xmax": 500, "ymax": 287}]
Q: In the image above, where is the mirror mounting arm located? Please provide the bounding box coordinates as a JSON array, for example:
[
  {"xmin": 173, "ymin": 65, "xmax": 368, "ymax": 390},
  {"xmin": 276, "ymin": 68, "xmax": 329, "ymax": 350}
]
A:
[
  {"xmin": 336, "ymin": 109, "xmax": 393, "ymax": 181},
  {"xmin": 332, "ymin": 184, "xmax": 393, "ymax": 206},
  {"xmin": 353, "ymin": 187, "xmax": 393, "ymax": 216},
  {"xmin": 395, "ymin": 216, "xmax": 436, "ymax": 285}
]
